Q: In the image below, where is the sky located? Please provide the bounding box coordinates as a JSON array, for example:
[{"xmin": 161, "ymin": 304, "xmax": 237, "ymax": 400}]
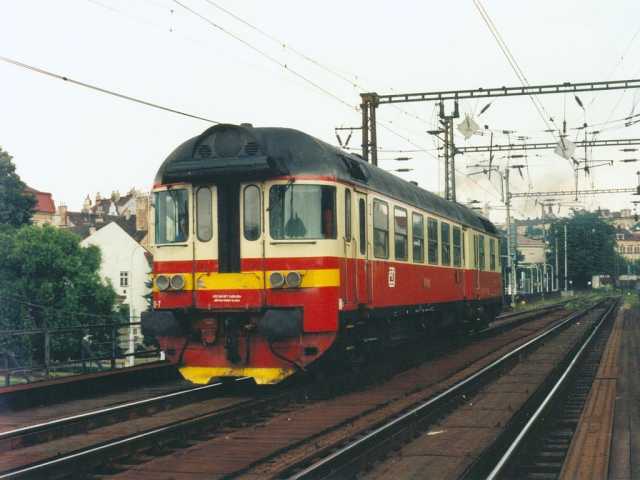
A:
[{"xmin": 2, "ymin": 0, "xmax": 640, "ymax": 223}]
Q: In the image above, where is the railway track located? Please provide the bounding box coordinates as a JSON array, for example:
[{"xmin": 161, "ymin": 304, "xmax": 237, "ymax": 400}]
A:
[
  {"xmin": 0, "ymin": 299, "xmax": 591, "ymax": 480},
  {"xmin": 273, "ymin": 298, "xmax": 616, "ymax": 480},
  {"xmin": 467, "ymin": 297, "xmax": 619, "ymax": 479}
]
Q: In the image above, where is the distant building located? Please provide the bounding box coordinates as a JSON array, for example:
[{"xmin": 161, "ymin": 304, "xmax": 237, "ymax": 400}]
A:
[
  {"xmin": 615, "ymin": 228, "xmax": 640, "ymax": 262},
  {"xmin": 517, "ymin": 234, "xmax": 546, "ymax": 264},
  {"xmin": 80, "ymin": 221, "xmax": 152, "ymax": 362},
  {"xmin": 24, "ymin": 186, "xmax": 56, "ymax": 226}
]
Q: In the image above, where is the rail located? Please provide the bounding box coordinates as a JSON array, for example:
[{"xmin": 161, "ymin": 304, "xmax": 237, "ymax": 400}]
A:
[{"xmin": 285, "ymin": 298, "xmax": 612, "ymax": 479}]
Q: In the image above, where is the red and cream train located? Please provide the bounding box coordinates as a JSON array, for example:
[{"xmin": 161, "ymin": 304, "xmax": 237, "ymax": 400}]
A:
[{"xmin": 142, "ymin": 124, "xmax": 503, "ymax": 385}]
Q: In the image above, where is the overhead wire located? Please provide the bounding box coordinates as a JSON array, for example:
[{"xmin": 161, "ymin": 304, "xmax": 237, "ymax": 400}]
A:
[
  {"xmin": 472, "ymin": 0, "xmax": 559, "ymax": 147},
  {"xmin": 0, "ymin": 55, "xmax": 219, "ymax": 123},
  {"xmin": 198, "ymin": 0, "xmax": 432, "ymax": 125}
]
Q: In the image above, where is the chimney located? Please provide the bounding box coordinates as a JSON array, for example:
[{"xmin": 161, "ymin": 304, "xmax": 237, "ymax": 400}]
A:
[
  {"xmin": 82, "ymin": 195, "xmax": 92, "ymax": 213},
  {"xmin": 57, "ymin": 204, "xmax": 68, "ymax": 226},
  {"xmin": 136, "ymin": 194, "xmax": 149, "ymax": 232}
]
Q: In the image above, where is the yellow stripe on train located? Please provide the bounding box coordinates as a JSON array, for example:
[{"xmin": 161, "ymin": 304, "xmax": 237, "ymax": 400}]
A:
[{"xmin": 152, "ymin": 269, "xmax": 340, "ymax": 292}]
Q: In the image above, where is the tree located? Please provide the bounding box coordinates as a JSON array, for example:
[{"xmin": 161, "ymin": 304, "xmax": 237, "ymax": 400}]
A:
[
  {"xmin": 0, "ymin": 147, "xmax": 36, "ymax": 227},
  {"xmin": 0, "ymin": 225, "xmax": 118, "ymax": 365},
  {"xmin": 547, "ymin": 212, "xmax": 618, "ymax": 289}
]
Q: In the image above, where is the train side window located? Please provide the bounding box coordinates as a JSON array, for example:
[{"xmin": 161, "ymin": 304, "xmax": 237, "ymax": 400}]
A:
[
  {"xmin": 243, "ymin": 185, "xmax": 261, "ymax": 241},
  {"xmin": 196, "ymin": 187, "xmax": 213, "ymax": 242},
  {"xmin": 478, "ymin": 235, "xmax": 486, "ymax": 270},
  {"xmin": 427, "ymin": 218, "xmax": 438, "ymax": 264},
  {"xmin": 412, "ymin": 213, "xmax": 424, "ymax": 263},
  {"xmin": 359, "ymin": 198, "xmax": 366, "ymax": 255},
  {"xmin": 441, "ymin": 222, "xmax": 451, "ymax": 265},
  {"xmin": 473, "ymin": 234, "xmax": 479, "ymax": 269},
  {"xmin": 394, "ymin": 207, "xmax": 408, "ymax": 261},
  {"xmin": 490, "ymin": 238, "xmax": 496, "ymax": 271},
  {"xmin": 345, "ymin": 189, "xmax": 352, "ymax": 242},
  {"xmin": 373, "ymin": 199, "xmax": 389, "ymax": 259},
  {"xmin": 452, "ymin": 226, "xmax": 462, "ymax": 267}
]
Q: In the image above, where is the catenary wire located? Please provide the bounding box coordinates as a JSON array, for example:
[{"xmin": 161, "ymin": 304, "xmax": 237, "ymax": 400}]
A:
[{"xmin": 0, "ymin": 55, "xmax": 219, "ymax": 124}]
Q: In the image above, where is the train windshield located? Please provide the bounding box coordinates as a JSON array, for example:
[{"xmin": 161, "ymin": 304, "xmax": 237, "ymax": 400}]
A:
[
  {"xmin": 269, "ymin": 184, "xmax": 336, "ymax": 239},
  {"xmin": 155, "ymin": 189, "xmax": 189, "ymax": 244}
]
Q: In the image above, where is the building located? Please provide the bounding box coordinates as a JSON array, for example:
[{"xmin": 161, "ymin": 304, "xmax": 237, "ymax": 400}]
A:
[
  {"xmin": 24, "ymin": 186, "xmax": 56, "ymax": 225},
  {"xmin": 517, "ymin": 234, "xmax": 546, "ymax": 264},
  {"xmin": 615, "ymin": 228, "xmax": 640, "ymax": 262},
  {"xmin": 80, "ymin": 220, "xmax": 152, "ymax": 363}
]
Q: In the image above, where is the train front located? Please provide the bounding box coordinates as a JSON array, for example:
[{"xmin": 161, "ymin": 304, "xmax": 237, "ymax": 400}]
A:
[{"xmin": 142, "ymin": 124, "xmax": 341, "ymax": 385}]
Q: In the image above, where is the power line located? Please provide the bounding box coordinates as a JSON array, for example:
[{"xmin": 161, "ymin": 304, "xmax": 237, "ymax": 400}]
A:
[
  {"xmin": 473, "ymin": 0, "xmax": 558, "ymax": 145},
  {"xmin": 199, "ymin": 0, "xmax": 432, "ymax": 125},
  {"xmin": 173, "ymin": 0, "xmax": 442, "ymax": 164},
  {"xmin": 0, "ymin": 55, "xmax": 219, "ymax": 124},
  {"xmin": 172, "ymin": 0, "xmax": 356, "ymax": 111}
]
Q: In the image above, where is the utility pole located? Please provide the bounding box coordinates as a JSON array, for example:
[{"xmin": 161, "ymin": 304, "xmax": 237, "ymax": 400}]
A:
[
  {"xmin": 503, "ymin": 168, "xmax": 517, "ymax": 307},
  {"xmin": 439, "ymin": 101, "xmax": 459, "ymax": 202},
  {"xmin": 564, "ymin": 223, "xmax": 569, "ymax": 292},
  {"xmin": 555, "ymin": 234, "xmax": 559, "ymax": 291}
]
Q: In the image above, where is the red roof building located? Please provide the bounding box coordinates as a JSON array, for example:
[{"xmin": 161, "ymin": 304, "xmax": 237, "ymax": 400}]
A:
[{"xmin": 24, "ymin": 186, "xmax": 56, "ymax": 225}]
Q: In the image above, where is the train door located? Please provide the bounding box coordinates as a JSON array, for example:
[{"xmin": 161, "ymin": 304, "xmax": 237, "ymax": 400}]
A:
[
  {"xmin": 341, "ymin": 188, "xmax": 357, "ymax": 308},
  {"xmin": 240, "ymin": 183, "xmax": 266, "ymax": 305},
  {"xmin": 355, "ymin": 192, "xmax": 371, "ymax": 305}
]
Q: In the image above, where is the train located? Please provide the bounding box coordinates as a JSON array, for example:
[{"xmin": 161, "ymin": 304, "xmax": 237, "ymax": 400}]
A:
[{"xmin": 141, "ymin": 124, "xmax": 503, "ymax": 385}]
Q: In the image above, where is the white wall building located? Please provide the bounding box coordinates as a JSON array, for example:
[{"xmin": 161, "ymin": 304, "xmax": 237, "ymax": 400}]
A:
[{"xmin": 80, "ymin": 221, "xmax": 151, "ymax": 362}]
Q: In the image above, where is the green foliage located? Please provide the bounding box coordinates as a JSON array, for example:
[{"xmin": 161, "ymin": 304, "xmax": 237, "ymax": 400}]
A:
[
  {"xmin": 525, "ymin": 225, "xmax": 544, "ymax": 239},
  {"xmin": 547, "ymin": 212, "xmax": 619, "ymax": 289},
  {"xmin": 0, "ymin": 225, "xmax": 119, "ymax": 365},
  {"xmin": 0, "ymin": 147, "xmax": 36, "ymax": 227}
]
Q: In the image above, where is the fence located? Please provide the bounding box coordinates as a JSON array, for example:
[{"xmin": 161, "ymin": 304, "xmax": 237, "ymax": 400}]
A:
[{"xmin": 0, "ymin": 295, "xmax": 162, "ymax": 386}]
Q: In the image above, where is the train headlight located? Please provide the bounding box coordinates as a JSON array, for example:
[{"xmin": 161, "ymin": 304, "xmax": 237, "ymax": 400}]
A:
[
  {"xmin": 155, "ymin": 275, "xmax": 170, "ymax": 291},
  {"xmin": 270, "ymin": 272, "xmax": 285, "ymax": 288},
  {"xmin": 170, "ymin": 274, "xmax": 185, "ymax": 290},
  {"xmin": 285, "ymin": 271, "xmax": 302, "ymax": 288}
]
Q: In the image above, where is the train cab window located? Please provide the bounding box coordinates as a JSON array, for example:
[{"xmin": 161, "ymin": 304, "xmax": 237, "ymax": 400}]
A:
[
  {"xmin": 359, "ymin": 198, "xmax": 366, "ymax": 255},
  {"xmin": 243, "ymin": 185, "xmax": 261, "ymax": 241},
  {"xmin": 155, "ymin": 189, "xmax": 189, "ymax": 244},
  {"xmin": 196, "ymin": 187, "xmax": 213, "ymax": 242},
  {"xmin": 452, "ymin": 226, "xmax": 462, "ymax": 267},
  {"xmin": 441, "ymin": 222, "xmax": 451, "ymax": 265},
  {"xmin": 412, "ymin": 213, "xmax": 424, "ymax": 263},
  {"xmin": 345, "ymin": 189, "xmax": 352, "ymax": 242},
  {"xmin": 373, "ymin": 199, "xmax": 389, "ymax": 259},
  {"xmin": 478, "ymin": 235, "xmax": 486, "ymax": 270},
  {"xmin": 490, "ymin": 238, "xmax": 496, "ymax": 271},
  {"xmin": 269, "ymin": 184, "xmax": 336, "ymax": 239},
  {"xmin": 427, "ymin": 218, "xmax": 438, "ymax": 264},
  {"xmin": 394, "ymin": 207, "xmax": 408, "ymax": 261}
]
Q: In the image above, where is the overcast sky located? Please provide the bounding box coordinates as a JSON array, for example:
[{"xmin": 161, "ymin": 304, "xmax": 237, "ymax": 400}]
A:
[{"xmin": 3, "ymin": 0, "xmax": 640, "ymax": 222}]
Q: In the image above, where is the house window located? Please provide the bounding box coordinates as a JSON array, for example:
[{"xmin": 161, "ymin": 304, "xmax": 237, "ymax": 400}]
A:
[
  {"xmin": 394, "ymin": 207, "xmax": 408, "ymax": 261},
  {"xmin": 120, "ymin": 271, "xmax": 129, "ymax": 288}
]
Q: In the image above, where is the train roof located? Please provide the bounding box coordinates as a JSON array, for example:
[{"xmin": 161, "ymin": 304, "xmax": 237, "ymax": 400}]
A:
[{"xmin": 155, "ymin": 124, "xmax": 497, "ymax": 235}]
